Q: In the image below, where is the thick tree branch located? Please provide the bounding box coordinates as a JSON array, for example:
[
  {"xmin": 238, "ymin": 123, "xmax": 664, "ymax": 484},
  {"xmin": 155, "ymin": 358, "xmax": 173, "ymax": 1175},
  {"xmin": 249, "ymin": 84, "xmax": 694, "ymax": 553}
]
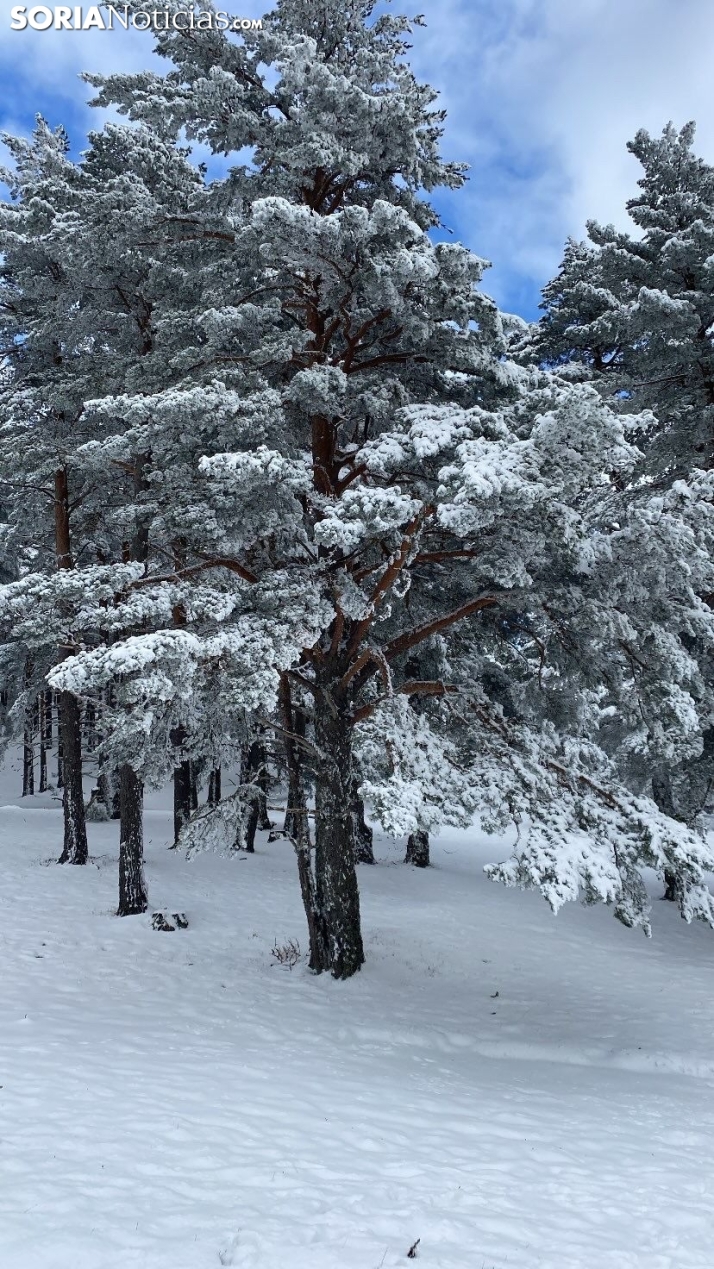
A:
[
  {"xmin": 351, "ymin": 679, "xmax": 457, "ymax": 724},
  {"xmin": 385, "ymin": 595, "xmax": 499, "ymax": 661}
]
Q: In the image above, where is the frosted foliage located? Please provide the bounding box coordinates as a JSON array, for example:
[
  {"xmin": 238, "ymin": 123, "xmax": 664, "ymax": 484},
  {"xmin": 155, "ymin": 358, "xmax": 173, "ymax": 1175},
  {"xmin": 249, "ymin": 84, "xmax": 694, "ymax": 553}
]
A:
[
  {"xmin": 314, "ymin": 488, "xmax": 422, "ymax": 552},
  {"xmin": 531, "ymin": 122, "xmax": 714, "ymax": 824}
]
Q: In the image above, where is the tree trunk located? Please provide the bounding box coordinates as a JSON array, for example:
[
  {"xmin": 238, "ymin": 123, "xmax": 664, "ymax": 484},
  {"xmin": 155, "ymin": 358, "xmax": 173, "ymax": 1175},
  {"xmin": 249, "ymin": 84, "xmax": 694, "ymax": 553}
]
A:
[
  {"xmin": 207, "ymin": 766, "xmax": 222, "ymax": 805},
  {"xmin": 313, "ymin": 682, "xmax": 364, "ymax": 979},
  {"xmin": 98, "ymin": 767, "xmax": 121, "ymax": 819},
  {"xmin": 118, "ymin": 763, "xmax": 148, "ymax": 916},
  {"xmin": 405, "ymin": 829, "xmax": 430, "ymax": 868},
  {"xmin": 98, "ymin": 768, "xmax": 114, "ymax": 818},
  {"xmin": 22, "ymin": 659, "xmax": 35, "ymax": 797},
  {"xmin": 172, "ymin": 758, "xmax": 193, "ymax": 848},
  {"xmin": 54, "ymin": 468, "xmax": 88, "ymax": 861},
  {"xmin": 257, "ymin": 741, "xmax": 272, "ymax": 830},
  {"xmin": 652, "ymin": 769, "xmax": 680, "ymax": 900},
  {"xmin": 351, "ymin": 783, "xmax": 375, "ymax": 864},
  {"xmin": 284, "ymin": 701, "xmax": 307, "ymax": 842},
  {"xmin": 38, "ymin": 694, "xmax": 48, "ymax": 793},
  {"xmin": 239, "ymin": 741, "xmax": 262, "ymax": 853},
  {"xmin": 22, "ymin": 728, "xmax": 34, "ymax": 797},
  {"xmin": 279, "ymin": 675, "xmax": 328, "ymax": 973},
  {"xmin": 57, "ymin": 691, "xmax": 89, "ymax": 865},
  {"xmin": 84, "ymin": 700, "xmax": 98, "ymax": 753},
  {"xmin": 43, "ymin": 688, "xmax": 53, "ymax": 747}
]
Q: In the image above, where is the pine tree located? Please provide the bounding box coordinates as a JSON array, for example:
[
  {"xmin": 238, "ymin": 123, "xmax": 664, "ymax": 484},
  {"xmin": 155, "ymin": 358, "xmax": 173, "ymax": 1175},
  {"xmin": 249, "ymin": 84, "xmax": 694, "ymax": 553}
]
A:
[
  {"xmin": 68, "ymin": 6, "xmax": 714, "ymax": 972},
  {"xmin": 0, "ymin": 121, "xmax": 94, "ymax": 862},
  {"xmin": 531, "ymin": 122, "xmax": 714, "ymax": 829}
]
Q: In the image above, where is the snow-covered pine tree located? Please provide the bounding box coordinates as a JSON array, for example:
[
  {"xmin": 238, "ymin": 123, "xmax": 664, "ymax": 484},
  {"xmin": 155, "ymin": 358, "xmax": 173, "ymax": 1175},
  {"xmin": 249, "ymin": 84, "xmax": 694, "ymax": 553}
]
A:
[
  {"xmin": 0, "ymin": 116, "xmax": 226, "ymax": 900},
  {"xmin": 67, "ymin": 4, "xmax": 714, "ymax": 975},
  {"xmin": 76, "ymin": 0, "xmax": 519, "ymax": 977},
  {"xmin": 0, "ymin": 119, "xmax": 96, "ymax": 863},
  {"xmin": 530, "ymin": 123, "xmax": 714, "ymax": 829}
]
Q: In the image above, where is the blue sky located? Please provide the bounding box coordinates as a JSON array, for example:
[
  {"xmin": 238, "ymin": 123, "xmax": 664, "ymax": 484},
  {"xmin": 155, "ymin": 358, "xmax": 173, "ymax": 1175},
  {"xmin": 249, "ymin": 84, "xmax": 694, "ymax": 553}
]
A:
[{"xmin": 1, "ymin": 0, "xmax": 713, "ymax": 318}]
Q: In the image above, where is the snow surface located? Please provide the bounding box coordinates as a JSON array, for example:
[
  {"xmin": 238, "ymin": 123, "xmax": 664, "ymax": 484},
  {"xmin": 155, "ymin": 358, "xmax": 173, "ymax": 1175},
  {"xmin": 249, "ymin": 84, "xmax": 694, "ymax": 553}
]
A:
[{"xmin": 2, "ymin": 760, "xmax": 714, "ymax": 1268}]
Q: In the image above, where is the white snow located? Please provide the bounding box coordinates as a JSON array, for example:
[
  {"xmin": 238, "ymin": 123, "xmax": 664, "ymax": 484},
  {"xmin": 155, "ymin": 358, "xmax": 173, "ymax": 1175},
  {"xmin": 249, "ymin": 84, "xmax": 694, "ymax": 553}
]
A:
[{"xmin": 2, "ymin": 762, "xmax": 714, "ymax": 1269}]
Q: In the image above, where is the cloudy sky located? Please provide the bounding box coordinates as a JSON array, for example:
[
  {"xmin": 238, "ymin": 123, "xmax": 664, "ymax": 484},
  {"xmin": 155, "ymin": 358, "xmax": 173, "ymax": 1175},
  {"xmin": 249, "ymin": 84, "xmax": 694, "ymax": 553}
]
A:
[{"xmin": 1, "ymin": 0, "xmax": 713, "ymax": 317}]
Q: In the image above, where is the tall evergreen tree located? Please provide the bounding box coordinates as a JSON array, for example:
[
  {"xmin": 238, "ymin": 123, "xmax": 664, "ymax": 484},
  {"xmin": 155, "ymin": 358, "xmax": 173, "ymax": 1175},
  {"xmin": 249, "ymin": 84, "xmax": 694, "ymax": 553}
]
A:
[
  {"xmin": 531, "ymin": 122, "xmax": 714, "ymax": 828},
  {"xmin": 57, "ymin": 6, "xmax": 713, "ymax": 974}
]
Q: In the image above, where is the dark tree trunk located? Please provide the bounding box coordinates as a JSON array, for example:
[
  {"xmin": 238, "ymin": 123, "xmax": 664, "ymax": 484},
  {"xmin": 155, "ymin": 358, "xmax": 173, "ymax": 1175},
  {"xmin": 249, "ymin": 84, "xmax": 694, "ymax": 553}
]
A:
[
  {"xmin": 22, "ymin": 660, "xmax": 35, "ymax": 797},
  {"xmin": 662, "ymin": 870, "xmax": 679, "ymax": 903},
  {"xmin": 38, "ymin": 738, "xmax": 48, "ymax": 793},
  {"xmin": 279, "ymin": 676, "xmax": 328, "ymax": 973},
  {"xmin": 172, "ymin": 758, "xmax": 193, "ymax": 848},
  {"xmin": 99, "ymin": 768, "xmax": 121, "ymax": 819},
  {"xmin": 190, "ymin": 762, "xmax": 199, "ymax": 811},
  {"xmin": 54, "ymin": 468, "xmax": 87, "ymax": 861},
  {"xmin": 22, "ymin": 728, "xmax": 34, "ymax": 797},
  {"xmin": 257, "ymin": 741, "xmax": 272, "ymax": 830},
  {"xmin": 239, "ymin": 792, "xmax": 260, "ymax": 854},
  {"xmin": 57, "ymin": 691, "xmax": 89, "ymax": 864},
  {"xmin": 43, "ymin": 688, "xmax": 53, "ymax": 747},
  {"xmin": 207, "ymin": 766, "xmax": 222, "ymax": 805},
  {"xmin": 351, "ymin": 783, "xmax": 375, "ymax": 864},
  {"xmin": 38, "ymin": 694, "xmax": 48, "ymax": 794},
  {"xmin": 84, "ymin": 700, "xmax": 98, "ymax": 753},
  {"xmin": 652, "ymin": 769, "xmax": 680, "ymax": 900},
  {"xmin": 405, "ymin": 829, "xmax": 430, "ymax": 868},
  {"xmin": 283, "ymin": 702, "xmax": 307, "ymax": 842},
  {"xmin": 312, "ymin": 681, "xmax": 364, "ymax": 980},
  {"xmin": 239, "ymin": 741, "xmax": 263, "ymax": 853},
  {"xmin": 118, "ymin": 763, "xmax": 148, "ymax": 916}
]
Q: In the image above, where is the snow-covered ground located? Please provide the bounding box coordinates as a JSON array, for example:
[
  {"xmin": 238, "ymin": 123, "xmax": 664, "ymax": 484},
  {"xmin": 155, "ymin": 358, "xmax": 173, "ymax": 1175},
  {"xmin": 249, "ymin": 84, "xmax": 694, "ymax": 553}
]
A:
[{"xmin": 2, "ymin": 757, "xmax": 714, "ymax": 1269}]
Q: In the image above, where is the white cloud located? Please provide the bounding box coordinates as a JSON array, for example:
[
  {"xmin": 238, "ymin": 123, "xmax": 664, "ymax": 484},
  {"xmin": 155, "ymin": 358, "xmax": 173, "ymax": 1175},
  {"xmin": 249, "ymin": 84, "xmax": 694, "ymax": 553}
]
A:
[
  {"xmin": 1, "ymin": 0, "xmax": 712, "ymax": 313},
  {"xmin": 408, "ymin": 0, "xmax": 714, "ymax": 310}
]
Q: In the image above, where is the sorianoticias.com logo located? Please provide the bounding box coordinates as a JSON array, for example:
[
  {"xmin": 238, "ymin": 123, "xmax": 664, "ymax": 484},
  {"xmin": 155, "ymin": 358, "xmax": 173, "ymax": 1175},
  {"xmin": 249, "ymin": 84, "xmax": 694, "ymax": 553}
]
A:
[{"xmin": 9, "ymin": 6, "xmax": 263, "ymax": 30}]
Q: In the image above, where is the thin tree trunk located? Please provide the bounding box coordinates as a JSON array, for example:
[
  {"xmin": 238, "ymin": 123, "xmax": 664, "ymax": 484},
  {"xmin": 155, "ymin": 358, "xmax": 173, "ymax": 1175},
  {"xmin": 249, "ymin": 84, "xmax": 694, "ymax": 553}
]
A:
[
  {"xmin": 98, "ymin": 767, "xmax": 120, "ymax": 819},
  {"xmin": 279, "ymin": 676, "xmax": 328, "ymax": 973},
  {"xmin": 239, "ymin": 741, "xmax": 263, "ymax": 853},
  {"xmin": 118, "ymin": 763, "xmax": 148, "ymax": 915},
  {"xmin": 22, "ymin": 728, "xmax": 34, "ymax": 797},
  {"xmin": 172, "ymin": 750, "xmax": 193, "ymax": 849},
  {"xmin": 43, "ymin": 688, "xmax": 53, "ymax": 747},
  {"xmin": 38, "ymin": 693, "xmax": 48, "ymax": 794},
  {"xmin": 652, "ymin": 769, "xmax": 680, "ymax": 900},
  {"xmin": 22, "ymin": 660, "xmax": 35, "ymax": 797},
  {"xmin": 115, "ymin": 454, "xmax": 151, "ymax": 906},
  {"xmin": 257, "ymin": 741, "xmax": 272, "ymax": 830},
  {"xmin": 207, "ymin": 766, "xmax": 222, "ymax": 805},
  {"xmin": 284, "ymin": 702, "xmax": 306, "ymax": 842},
  {"xmin": 351, "ymin": 782, "xmax": 375, "ymax": 864},
  {"xmin": 54, "ymin": 467, "xmax": 88, "ymax": 863},
  {"xmin": 84, "ymin": 700, "xmax": 97, "ymax": 753},
  {"xmin": 405, "ymin": 829, "xmax": 430, "ymax": 868},
  {"xmin": 57, "ymin": 691, "xmax": 89, "ymax": 865},
  {"xmin": 313, "ymin": 679, "xmax": 364, "ymax": 980}
]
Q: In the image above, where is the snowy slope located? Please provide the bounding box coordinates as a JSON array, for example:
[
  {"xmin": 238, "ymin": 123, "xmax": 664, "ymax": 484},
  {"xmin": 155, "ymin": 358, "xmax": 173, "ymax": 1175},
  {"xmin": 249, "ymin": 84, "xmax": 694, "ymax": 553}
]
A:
[{"xmin": 1, "ymin": 760, "xmax": 714, "ymax": 1269}]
